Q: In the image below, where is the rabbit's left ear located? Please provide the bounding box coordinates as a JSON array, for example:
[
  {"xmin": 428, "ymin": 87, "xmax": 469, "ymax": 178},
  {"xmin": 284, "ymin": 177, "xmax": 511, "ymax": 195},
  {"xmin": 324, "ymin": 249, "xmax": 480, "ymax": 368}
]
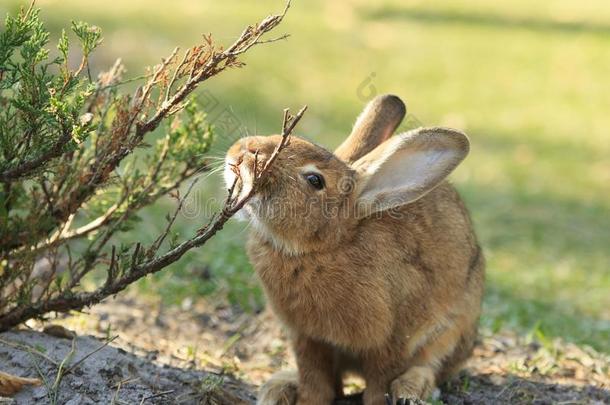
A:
[
  {"xmin": 352, "ymin": 127, "xmax": 469, "ymax": 217},
  {"xmin": 335, "ymin": 95, "xmax": 406, "ymax": 163}
]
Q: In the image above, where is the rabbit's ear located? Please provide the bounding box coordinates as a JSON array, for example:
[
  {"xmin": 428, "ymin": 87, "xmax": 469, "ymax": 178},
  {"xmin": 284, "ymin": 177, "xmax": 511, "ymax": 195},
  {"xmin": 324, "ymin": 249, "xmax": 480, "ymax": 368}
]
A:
[
  {"xmin": 335, "ymin": 95, "xmax": 406, "ymax": 163},
  {"xmin": 353, "ymin": 127, "xmax": 469, "ymax": 216}
]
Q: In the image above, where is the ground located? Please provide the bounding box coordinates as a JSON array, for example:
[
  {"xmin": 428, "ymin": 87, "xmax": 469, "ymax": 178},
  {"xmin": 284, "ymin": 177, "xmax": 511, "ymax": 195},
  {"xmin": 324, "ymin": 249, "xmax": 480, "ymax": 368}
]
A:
[
  {"xmin": 1, "ymin": 295, "xmax": 608, "ymax": 404},
  {"xmin": 2, "ymin": 0, "xmax": 608, "ymax": 352}
]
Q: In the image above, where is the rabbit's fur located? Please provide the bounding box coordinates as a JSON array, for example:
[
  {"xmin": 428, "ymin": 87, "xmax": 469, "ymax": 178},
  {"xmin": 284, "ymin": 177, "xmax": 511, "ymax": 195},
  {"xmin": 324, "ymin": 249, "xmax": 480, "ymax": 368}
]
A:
[{"xmin": 224, "ymin": 95, "xmax": 484, "ymax": 405}]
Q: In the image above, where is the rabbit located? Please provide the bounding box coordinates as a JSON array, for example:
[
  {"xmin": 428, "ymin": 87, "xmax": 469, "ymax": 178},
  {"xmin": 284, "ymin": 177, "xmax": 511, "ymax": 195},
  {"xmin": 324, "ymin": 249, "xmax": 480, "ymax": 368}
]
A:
[{"xmin": 223, "ymin": 94, "xmax": 485, "ymax": 405}]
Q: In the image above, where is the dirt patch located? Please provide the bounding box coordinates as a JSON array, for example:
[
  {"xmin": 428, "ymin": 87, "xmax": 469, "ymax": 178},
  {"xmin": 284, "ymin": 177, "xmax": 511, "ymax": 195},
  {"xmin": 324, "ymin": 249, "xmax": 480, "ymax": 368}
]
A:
[{"xmin": 1, "ymin": 294, "xmax": 608, "ymax": 404}]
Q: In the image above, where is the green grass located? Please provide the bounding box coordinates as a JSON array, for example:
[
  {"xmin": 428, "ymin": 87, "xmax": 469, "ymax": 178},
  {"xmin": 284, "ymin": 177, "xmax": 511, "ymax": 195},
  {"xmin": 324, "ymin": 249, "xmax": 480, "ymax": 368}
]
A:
[{"xmin": 2, "ymin": 0, "xmax": 609, "ymax": 351}]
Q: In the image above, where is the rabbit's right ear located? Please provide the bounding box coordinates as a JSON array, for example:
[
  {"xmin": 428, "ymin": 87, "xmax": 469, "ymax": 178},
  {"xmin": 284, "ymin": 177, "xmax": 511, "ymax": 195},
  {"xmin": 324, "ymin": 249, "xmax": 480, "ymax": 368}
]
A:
[
  {"xmin": 352, "ymin": 127, "xmax": 470, "ymax": 217},
  {"xmin": 335, "ymin": 95, "xmax": 406, "ymax": 163}
]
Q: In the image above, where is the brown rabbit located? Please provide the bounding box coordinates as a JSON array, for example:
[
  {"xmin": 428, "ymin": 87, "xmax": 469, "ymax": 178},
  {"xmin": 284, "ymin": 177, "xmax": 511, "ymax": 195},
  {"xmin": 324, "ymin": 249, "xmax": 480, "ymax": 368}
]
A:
[{"xmin": 224, "ymin": 95, "xmax": 484, "ymax": 405}]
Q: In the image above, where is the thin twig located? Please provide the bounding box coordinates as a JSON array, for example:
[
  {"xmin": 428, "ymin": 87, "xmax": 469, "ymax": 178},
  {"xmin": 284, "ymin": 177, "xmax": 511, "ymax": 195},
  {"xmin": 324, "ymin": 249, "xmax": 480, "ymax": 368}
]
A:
[
  {"xmin": 136, "ymin": 1, "xmax": 292, "ymax": 137},
  {"xmin": 149, "ymin": 177, "xmax": 200, "ymax": 255},
  {"xmin": 28, "ymin": 351, "xmax": 52, "ymax": 402},
  {"xmin": 110, "ymin": 377, "xmax": 140, "ymax": 405},
  {"xmin": 253, "ymin": 33, "xmax": 290, "ymax": 45},
  {"xmin": 165, "ymin": 48, "xmax": 188, "ymax": 102},
  {"xmin": 130, "ymin": 242, "xmax": 141, "ymax": 271},
  {"xmin": 23, "ymin": 0, "xmax": 37, "ymax": 21}
]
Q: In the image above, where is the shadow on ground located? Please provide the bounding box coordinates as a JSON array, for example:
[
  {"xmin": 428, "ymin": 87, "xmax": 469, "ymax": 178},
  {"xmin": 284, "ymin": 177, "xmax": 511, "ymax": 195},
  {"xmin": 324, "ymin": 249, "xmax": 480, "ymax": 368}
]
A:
[
  {"xmin": 439, "ymin": 373, "xmax": 610, "ymax": 405},
  {"xmin": 0, "ymin": 330, "xmax": 255, "ymax": 404},
  {"xmin": 362, "ymin": 6, "xmax": 610, "ymax": 36},
  {"xmin": 4, "ymin": 295, "xmax": 605, "ymax": 404},
  {"xmin": 2, "ymin": 324, "xmax": 608, "ymax": 405},
  {"xmin": 334, "ymin": 374, "xmax": 610, "ymax": 405}
]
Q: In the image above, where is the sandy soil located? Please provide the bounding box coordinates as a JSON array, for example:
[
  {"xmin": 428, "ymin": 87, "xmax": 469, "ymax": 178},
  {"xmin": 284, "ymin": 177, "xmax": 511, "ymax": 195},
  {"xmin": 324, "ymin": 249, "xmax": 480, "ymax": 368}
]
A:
[{"xmin": 1, "ymin": 294, "xmax": 608, "ymax": 404}]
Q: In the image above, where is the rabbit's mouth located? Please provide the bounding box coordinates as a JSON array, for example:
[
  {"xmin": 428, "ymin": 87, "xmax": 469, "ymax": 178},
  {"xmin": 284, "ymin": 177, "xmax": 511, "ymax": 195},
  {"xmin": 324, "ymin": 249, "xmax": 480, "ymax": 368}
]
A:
[
  {"xmin": 224, "ymin": 156, "xmax": 256, "ymax": 221},
  {"xmin": 224, "ymin": 156, "xmax": 283, "ymax": 246}
]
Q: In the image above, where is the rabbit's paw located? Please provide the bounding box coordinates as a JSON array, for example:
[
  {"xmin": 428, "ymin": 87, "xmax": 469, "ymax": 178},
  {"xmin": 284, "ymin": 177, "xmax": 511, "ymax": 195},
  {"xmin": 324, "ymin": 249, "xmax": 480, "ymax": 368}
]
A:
[
  {"xmin": 257, "ymin": 370, "xmax": 298, "ymax": 405},
  {"xmin": 384, "ymin": 394, "xmax": 427, "ymax": 405},
  {"xmin": 389, "ymin": 366, "xmax": 435, "ymax": 403}
]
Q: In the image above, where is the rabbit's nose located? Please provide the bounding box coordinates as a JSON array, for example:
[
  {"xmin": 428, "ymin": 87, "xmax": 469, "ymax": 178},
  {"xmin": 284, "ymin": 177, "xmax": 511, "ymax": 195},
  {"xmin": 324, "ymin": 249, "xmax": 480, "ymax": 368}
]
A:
[
  {"xmin": 243, "ymin": 136, "xmax": 269, "ymax": 154},
  {"xmin": 237, "ymin": 137, "xmax": 271, "ymax": 163},
  {"xmin": 246, "ymin": 145, "xmax": 259, "ymax": 155}
]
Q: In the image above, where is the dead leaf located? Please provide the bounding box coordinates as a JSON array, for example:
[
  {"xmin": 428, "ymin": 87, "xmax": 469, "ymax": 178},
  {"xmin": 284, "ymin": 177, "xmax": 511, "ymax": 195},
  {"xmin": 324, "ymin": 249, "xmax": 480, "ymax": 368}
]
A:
[
  {"xmin": 43, "ymin": 324, "xmax": 76, "ymax": 339},
  {"xmin": 0, "ymin": 371, "xmax": 42, "ymax": 397}
]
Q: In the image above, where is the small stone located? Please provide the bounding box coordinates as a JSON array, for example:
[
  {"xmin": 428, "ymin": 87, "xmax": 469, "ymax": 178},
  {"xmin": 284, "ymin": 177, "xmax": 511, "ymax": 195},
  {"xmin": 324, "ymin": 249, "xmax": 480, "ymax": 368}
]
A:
[
  {"xmin": 71, "ymin": 379, "xmax": 84, "ymax": 389},
  {"xmin": 64, "ymin": 394, "xmax": 86, "ymax": 405},
  {"xmin": 32, "ymin": 386, "xmax": 47, "ymax": 400},
  {"xmin": 181, "ymin": 297, "xmax": 193, "ymax": 311}
]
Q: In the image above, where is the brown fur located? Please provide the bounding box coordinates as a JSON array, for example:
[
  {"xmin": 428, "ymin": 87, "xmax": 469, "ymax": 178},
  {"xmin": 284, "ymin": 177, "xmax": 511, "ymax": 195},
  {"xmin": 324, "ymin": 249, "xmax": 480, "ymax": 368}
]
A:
[{"xmin": 225, "ymin": 95, "xmax": 485, "ymax": 405}]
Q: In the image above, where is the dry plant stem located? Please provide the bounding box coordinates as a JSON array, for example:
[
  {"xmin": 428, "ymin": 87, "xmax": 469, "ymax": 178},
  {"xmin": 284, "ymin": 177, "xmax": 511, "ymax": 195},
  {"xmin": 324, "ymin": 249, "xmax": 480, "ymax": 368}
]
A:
[
  {"xmin": 0, "ymin": 105, "xmax": 306, "ymax": 332},
  {"xmin": 49, "ymin": 337, "xmax": 76, "ymax": 404},
  {"xmin": 135, "ymin": 1, "xmax": 291, "ymax": 137}
]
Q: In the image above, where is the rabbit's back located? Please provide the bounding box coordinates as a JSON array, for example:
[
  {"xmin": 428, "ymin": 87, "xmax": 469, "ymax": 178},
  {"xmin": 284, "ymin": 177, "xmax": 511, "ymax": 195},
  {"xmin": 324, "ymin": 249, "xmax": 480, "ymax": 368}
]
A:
[{"xmin": 378, "ymin": 182, "xmax": 484, "ymax": 351}]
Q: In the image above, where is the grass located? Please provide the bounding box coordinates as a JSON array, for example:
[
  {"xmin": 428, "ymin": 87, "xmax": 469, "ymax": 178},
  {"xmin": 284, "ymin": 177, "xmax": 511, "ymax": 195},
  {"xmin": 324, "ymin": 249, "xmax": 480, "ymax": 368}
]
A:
[{"xmin": 2, "ymin": 0, "xmax": 609, "ymax": 351}]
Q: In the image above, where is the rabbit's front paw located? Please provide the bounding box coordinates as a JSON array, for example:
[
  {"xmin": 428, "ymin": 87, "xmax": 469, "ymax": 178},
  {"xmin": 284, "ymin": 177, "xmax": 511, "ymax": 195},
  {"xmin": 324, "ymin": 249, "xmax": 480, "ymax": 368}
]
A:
[
  {"xmin": 384, "ymin": 394, "xmax": 427, "ymax": 405},
  {"xmin": 389, "ymin": 366, "xmax": 435, "ymax": 402},
  {"xmin": 257, "ymin": 370, "xmax": 298, "ymax": 405}
]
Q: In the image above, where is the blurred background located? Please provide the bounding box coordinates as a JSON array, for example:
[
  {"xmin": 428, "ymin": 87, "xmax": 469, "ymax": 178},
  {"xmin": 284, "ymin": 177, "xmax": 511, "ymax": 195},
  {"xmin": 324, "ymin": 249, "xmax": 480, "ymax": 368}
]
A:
[{"xmin": 2, "ymin": 0, "xmax": 609, "ymax": 352}]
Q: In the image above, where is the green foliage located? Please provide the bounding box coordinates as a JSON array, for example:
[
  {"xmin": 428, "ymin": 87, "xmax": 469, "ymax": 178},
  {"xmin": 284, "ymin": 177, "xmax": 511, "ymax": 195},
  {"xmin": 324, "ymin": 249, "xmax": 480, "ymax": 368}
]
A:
[
  {"xmin": 70, "ymin": 20, "xmax": 101, "ymax": 58},
  {"xmin": 167, "ymin": 101, "xmax": 214, "ymax": 161},
  {"xmin": 0, "ymin": 7, "xmax": 88, "ymax": 179}
]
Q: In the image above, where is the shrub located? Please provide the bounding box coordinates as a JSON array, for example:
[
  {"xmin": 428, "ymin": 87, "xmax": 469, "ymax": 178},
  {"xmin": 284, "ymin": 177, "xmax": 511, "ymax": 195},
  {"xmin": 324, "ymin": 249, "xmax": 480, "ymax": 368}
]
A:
[{"xmin": 0, "ymin": 1, "xmax": 302, "ymax": 331}]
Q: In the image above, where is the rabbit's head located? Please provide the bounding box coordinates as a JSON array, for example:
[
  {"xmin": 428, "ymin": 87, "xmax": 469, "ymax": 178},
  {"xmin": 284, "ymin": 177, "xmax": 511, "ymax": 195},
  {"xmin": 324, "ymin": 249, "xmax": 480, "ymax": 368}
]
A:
[{"xmin": 224, "ymin": 95, "xmax": 470, "ymax": 255}]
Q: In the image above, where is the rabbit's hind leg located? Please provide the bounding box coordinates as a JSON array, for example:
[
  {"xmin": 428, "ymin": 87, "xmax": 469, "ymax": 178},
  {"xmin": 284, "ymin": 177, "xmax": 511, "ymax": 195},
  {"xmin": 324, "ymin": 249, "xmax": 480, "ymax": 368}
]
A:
[{"xmin": 436, "ymin": 321, "xmax": 478, "ymax": 382}]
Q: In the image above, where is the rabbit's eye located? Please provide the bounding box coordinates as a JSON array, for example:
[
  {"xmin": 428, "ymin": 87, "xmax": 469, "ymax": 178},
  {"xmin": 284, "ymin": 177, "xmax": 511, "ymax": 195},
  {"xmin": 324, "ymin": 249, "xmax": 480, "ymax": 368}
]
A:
[{"xmin": 305, "ymin": 173, "xmax": 325, "ymax": 190}]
